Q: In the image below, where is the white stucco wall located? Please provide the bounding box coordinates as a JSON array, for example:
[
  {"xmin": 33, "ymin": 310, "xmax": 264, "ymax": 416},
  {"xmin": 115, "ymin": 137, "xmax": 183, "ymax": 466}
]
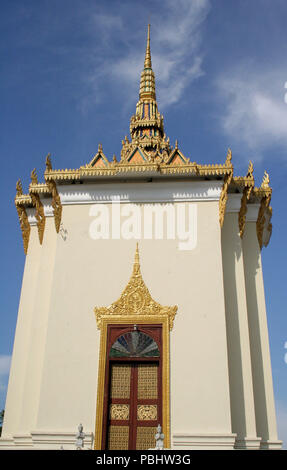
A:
[{"xmin": 2, "ymin": 180, "xmax": 278, "ymax": 449}]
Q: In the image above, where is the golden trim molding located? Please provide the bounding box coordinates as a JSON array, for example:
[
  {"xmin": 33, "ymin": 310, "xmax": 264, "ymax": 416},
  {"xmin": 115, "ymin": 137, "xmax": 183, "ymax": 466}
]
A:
[{"xmin": 93, "ymin": 244, "xmax": 176, "ymax": 450}]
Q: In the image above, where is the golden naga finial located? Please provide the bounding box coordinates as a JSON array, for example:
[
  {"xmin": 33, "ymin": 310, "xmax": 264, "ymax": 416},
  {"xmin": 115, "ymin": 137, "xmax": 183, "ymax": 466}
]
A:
[
  {"xmin": 226, "ymin": 148, "xmax": 232, "ymax": 164},
  {"xmin": 112, "ymin": 154, "xmax": 117, "ymax": 163},
  {"xmin": 31, "ymin": 168, "xmax": 38, "ymax": 184},
  {"xmin": 261, "ymin": 170, "xmax": 270, "ymax": 189},
  {"xmin": 175, "ymin": 139, "xmax": 178, "ymax": 149},
  {"xmin": 45, "ymin": 153, "xmax": 52, "ymax": 171},
  {"xmin": 16, "ymin": 179, "xmax": 23, "ymax": 196},
  {"xmin": 144, "ymin": 24, "xmax": 152, "ymax": 69},
  {"xmin": 246, "ymin": 160, "xmax": 254, "ymax": 178},
  {"xmin": 98, "ymin": 143, "xmax": 103, "ymax": 153}
]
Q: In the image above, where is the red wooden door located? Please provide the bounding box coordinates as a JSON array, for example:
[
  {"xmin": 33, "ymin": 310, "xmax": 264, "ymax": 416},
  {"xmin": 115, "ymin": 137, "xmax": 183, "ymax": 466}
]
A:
[{"xmin": 102, "ymin": 325, "xmax": 162, "ymax": 450}]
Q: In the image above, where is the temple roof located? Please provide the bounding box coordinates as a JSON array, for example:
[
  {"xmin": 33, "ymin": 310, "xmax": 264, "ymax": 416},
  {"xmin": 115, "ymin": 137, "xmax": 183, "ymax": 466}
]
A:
[{"xmin": 14, "ymin": 25, "xmax": 273, "ymax": 254}]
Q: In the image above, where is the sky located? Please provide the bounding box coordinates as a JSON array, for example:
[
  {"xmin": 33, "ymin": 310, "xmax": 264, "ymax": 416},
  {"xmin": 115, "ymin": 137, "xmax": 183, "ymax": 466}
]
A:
[{"xmin": 0, "ymin": 0, "xmax": 287, "ymax": 447}]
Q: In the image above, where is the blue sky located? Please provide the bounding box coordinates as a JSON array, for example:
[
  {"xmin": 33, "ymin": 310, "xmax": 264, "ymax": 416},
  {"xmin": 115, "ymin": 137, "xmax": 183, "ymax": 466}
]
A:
[{"xmin": 0, "ymin": 0, "xmax": 286, "ymax": 446}]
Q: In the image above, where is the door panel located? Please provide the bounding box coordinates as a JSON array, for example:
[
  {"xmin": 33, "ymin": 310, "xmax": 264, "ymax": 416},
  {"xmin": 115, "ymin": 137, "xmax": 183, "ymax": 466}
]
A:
[{"xmin": 106, "ymin": 361, "xmax": 160, "ymax": 450}]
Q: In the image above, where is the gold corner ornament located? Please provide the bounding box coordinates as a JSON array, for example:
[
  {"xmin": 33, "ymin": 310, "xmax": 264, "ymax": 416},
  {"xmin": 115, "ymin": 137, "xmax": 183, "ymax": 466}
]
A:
[
  {"xmin": 44, "ymin": 154, "xmax": 62, "ymax": 233},
  {"xmin": 238, "ymin": 161, "xmax": 255, "ymax": 238},
  {"xmin": 30, "ymin": 193, "xmax": 46, "ymax": 245},
  {"xmin": 46, "ymin": 179, "xmax": 62, "ymax": 233},
  {"xmin": 16, "ymin": 206, "xmax": 30, "ymax": 254},
  {"xmin": 219, "ymin": 149, "xmax": 233, "ymax": 228},
  {"xmin": 45, "ymin": 153, "xmax": 52, "ymax": 172},
  {"xmin": 94, "ymin": 244, "xmax": 177, "ymax": 331},
  {"xmin": 256, "ymin": 171, "xmax": 272, "ymax": 249},
  {"xmin": 30, "ymin": 168, "xmax": 38, "ymax": 185}
]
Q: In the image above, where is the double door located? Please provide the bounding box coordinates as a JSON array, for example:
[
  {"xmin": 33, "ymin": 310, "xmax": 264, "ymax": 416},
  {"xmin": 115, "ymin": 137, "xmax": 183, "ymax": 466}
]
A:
[{"xmin": 106, "ymin": 360, "xmax": 161, "ymax": 450}]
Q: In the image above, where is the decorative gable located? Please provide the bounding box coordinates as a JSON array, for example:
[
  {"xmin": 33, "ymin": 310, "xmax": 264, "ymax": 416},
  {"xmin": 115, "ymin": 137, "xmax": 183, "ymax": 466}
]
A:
[
  {"xmin": 127, "ymin": 147, "xmax": 148, "ymax": 164},
  {"xmin": 88, "ymin": 144, "xmax": 109, "ymax": 168},
  {"xmin": 166, "ymin": 147, "xmax": 189, "ymax": 166}
]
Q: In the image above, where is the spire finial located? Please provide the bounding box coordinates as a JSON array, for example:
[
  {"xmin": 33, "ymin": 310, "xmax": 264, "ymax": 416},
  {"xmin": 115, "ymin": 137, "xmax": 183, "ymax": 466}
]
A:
[
  {"xmin": 133, "ymin": 242, "xmax": 141, "ymax": 275},
  {"xmin": 135, "ymin": 242, "xmax": 140, "ymax": 264},
  {"xmin": 144, "ymin": 24, "xmax": 152, "ymax": 69}
]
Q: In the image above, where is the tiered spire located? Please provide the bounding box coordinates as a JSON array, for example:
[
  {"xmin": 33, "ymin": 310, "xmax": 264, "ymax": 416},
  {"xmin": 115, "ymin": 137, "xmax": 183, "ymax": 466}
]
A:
[
  {"xmin": 139, "ymin": 24, "xmax": 156, "ymax": 100},
  {"xmin": 120, "ymin": 24, "xmax": 171, "ymax": 163}
]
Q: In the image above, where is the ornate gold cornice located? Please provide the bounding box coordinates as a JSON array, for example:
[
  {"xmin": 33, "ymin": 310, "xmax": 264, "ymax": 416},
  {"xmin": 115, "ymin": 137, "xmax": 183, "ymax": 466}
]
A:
[
  {"xmin": 94, "ymin": 244, "xmax": 177, "ymax": 331},
  {"xmin": 15, "ymin": 194, "xmax": 33, "ymax": 207},
  {"xmin": 43, "ymin": 159, "xmax": 234, "ymax": 181},
  {"xmin": 219, "ymin": 149, "xmax": 234, "ymax": 228}
]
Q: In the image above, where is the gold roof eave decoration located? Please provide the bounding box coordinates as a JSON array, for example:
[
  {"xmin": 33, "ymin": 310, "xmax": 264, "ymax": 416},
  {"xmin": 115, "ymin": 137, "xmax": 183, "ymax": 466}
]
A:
[
  {"xmin": 15, "ymin": 155, "xmax": 63, "ymax": 253},
  {"xmin": 42, "ymin": 155, "xmax": 234, "ymax": 181},
  {"xmin": 94, "ymin": 244, "xmax": 178, "ymax": 331}
]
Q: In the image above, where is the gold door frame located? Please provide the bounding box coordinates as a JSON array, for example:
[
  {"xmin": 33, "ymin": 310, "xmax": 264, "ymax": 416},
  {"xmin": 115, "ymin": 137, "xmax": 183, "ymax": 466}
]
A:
[
  {"xmin": 93, "ymin": 244, "xmax": 177, "ymax": 449},
  {"xmin": 94, "ymin": 316, "xmax": 170, "ymax": 449}
]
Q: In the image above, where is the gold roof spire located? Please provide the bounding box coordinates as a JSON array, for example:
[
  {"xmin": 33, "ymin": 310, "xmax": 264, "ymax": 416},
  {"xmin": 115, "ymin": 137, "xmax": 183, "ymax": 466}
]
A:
[
  {"xmin": 139, "ymin": 24, "xmax": 156, "ymax": 100},
  {"xmin": 144, "ymin": 24, "xmax": 152, "ymax": 69}
]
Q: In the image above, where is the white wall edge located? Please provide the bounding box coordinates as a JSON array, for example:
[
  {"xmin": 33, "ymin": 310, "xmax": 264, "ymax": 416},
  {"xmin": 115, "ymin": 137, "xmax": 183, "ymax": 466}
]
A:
[{"xmin": 58, "ymin": 181, "xmax": 223, "ymax": 205}]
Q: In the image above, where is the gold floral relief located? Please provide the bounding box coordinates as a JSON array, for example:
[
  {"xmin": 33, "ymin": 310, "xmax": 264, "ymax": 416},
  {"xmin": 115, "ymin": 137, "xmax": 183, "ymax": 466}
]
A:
[
  {"xmin": 94, "ymin": 244, "xmax": 177, "ymax": 331},
  {"xmin": 110, "ymin": 404, "xmax": 130, "ymax": 420},
  {"xmin": 137, "ymin": 405, "xmax": 157, "ymax": 421}
]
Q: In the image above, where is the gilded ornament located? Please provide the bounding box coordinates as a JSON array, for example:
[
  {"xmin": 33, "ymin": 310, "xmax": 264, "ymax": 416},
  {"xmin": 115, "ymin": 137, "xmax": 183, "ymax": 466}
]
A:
[
  {"xmin": 219, "ymin": 148, "xmax": 234, "ymax": 228},
  {"xmin": 261, "ymin": 170, "xmax": 270, "ymax": 189},
  {"xmin": 110, "ymin": 404, "xmax": 130, "ymax": 420},
  {"xmin": 94, "ymin": 244, "xmax": 177, "ymax": 331},
  {"xmin": 46, "ymin": 180, "xmax": 62, "ymax": 233},
  {"xmin": 16, "ymin": 205, "xmax": 30, "ymax": 254},
  {"xmin": 16, "ymin": 179, "xmax": 23, "ymax": 197},
  {"xmin": 137, "ymin": 405, "xmax": 157, "ymax": 421},
  {"xmin": 238, "ymin": 161, "xmax": 254, "ymax": 238},
  {"xmin": 45, "ymin": 153, "xmax": 52, "ymax": 171},
  {"xmin": 30, "ymin": 193, "xmax": 46, "ymax": 244},
  {"xmin": 30, "ymin": 168, "xmax": 38, "ymax": 185}
]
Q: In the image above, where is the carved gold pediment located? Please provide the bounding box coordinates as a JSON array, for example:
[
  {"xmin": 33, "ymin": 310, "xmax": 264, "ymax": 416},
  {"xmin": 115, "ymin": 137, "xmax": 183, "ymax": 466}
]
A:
[
  {"xmin": 94, "ymin": 244, "xmax": 177, "ymax": 330},
  {"xmin": 85, "ymin": 144, "xmax": 109, "ymax": 168}
]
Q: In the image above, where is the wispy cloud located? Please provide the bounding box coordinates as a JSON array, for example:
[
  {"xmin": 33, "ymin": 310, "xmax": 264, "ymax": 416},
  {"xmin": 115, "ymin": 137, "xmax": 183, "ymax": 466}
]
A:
[
  {"xmin": 87, "ymin": 0, "xmax": 210, "ymax": 108},
  {"xmin": 216, "ymin": 63, "xmax": 287, "ymax": 161},
  {"xmin": 0, "ymin": 355, "xmax": 11, "ymax": 376}
]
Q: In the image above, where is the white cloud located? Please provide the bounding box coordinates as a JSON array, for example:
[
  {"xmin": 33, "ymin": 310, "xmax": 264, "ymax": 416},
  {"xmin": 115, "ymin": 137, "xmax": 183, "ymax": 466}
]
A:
[
  {"xmin": 216, "ymin": 65, "xmax": 287, "ymax": 161},
  {"xmin": 0, "ymin": 355, "xmax": 11, "ymax": 376},
  {"xmin": 88, "ymin": 0, "xmax": 210, "ymax": 108}
]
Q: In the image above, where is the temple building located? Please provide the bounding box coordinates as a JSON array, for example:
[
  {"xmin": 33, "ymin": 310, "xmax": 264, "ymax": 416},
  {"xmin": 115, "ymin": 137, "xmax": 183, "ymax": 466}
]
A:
[{"xmin": 0, "ymin": 26, "xmax": 282, "ymax": 450}]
